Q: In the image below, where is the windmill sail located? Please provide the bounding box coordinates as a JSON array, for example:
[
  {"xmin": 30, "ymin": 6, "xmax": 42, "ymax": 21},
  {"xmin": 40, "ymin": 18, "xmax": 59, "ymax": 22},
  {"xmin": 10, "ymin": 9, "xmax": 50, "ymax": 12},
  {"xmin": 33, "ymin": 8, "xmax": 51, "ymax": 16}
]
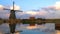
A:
[{"xmin": 13, "ymin": 1, "xmax": 14, "ymax": 10}]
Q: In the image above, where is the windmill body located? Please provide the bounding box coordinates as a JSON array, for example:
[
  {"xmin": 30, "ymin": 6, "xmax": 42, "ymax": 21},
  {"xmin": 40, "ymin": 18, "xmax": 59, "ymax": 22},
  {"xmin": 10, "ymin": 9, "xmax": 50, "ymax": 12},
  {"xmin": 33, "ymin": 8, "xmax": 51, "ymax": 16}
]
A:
[
  {"xmin": 3, "ymin": 1, "xmax": 22, "ymax": 34},
  {"xmin": 9, "ymin": 10, "xmax": 16, "ymax": 34},
  {"xmin": 9, "ymin": 10, "xmax": 16, "ymax": 19}
]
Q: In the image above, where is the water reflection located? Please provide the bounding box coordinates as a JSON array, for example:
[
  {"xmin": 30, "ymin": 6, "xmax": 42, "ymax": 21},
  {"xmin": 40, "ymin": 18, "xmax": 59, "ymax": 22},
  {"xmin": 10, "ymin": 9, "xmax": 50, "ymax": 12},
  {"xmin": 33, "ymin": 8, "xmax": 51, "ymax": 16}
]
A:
[
  {"xmin": 26, "ymin": 26, "xmax": 37, "ymax": 29},
  {"xmin": 0, "ymin": 23, "xmax": 55, "ymax": 34}
]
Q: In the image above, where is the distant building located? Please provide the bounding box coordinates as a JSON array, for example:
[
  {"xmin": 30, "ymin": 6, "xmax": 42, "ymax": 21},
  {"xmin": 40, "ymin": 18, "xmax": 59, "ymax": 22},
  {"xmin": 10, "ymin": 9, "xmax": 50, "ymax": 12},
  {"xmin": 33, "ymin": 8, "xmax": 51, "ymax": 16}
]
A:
[{"xmin": 29, "ymin": 17, "xmax": 36, "ymax": 26}]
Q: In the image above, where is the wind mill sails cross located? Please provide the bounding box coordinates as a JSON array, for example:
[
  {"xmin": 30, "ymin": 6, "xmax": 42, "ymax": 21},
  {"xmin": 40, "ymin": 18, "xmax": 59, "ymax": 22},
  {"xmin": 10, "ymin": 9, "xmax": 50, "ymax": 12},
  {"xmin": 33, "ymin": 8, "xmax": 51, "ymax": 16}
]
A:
[{"xmin": 3, "ymin": 1, "xmax": 23, "ymax": 19}]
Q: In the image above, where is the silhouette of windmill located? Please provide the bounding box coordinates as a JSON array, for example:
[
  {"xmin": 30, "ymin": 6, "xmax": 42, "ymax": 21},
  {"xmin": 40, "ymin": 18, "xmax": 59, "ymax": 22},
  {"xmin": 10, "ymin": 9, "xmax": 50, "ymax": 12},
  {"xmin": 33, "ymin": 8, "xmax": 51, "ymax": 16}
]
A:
[{"xmin": 3, "ymin": 1, "xmax": 22, "ymax": 34}]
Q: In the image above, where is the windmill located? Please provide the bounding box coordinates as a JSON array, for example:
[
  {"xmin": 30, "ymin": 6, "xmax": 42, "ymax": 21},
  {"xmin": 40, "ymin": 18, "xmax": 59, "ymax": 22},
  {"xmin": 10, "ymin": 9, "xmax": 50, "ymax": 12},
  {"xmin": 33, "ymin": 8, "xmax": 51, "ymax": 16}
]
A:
[{"xmin": 3, "ymin": 1, "xmax": 23, "ymax": 34}]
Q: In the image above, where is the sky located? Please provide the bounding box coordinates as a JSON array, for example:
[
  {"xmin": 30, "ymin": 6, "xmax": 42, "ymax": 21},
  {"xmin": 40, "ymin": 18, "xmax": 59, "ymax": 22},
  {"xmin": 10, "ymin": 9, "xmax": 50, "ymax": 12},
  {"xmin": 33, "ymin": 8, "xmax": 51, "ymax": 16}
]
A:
[
  {"xmin": 0, "ymin": 0, "xmax": 60, "ymax": 19},
  {"xmin": 0, "ymin": 0, "xmax": 57, "ymax": 11}
]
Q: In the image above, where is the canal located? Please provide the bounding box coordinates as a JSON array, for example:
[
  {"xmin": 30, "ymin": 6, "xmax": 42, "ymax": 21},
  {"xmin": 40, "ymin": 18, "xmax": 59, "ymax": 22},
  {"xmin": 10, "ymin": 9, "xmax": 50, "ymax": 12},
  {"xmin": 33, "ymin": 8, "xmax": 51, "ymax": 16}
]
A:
[{"xmin": 0, "ymin": 23, "xmax": 57, "ymax": 34}]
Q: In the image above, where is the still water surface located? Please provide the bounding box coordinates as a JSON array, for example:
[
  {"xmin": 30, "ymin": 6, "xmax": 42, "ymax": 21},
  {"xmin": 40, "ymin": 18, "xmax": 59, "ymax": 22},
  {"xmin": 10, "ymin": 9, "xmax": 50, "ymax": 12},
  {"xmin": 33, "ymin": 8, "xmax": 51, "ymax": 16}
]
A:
[{"xmin": 0, "ymin": 23, "xmax": 55, "ymax": 34}]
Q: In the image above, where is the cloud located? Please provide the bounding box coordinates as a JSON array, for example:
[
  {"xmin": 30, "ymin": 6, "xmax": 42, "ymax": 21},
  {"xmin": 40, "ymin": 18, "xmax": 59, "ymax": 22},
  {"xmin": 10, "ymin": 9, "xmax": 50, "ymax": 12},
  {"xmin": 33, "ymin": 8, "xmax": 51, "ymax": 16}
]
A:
[
  {"xmin": 37, "ymin": 10, "xmax": 48, "ymax": 16},
  {"xmin": 12, "ymin": 1, "xmax": 60, "ymax": 19},
  {"xmin": 54, "ymin": 1, "xmax": 60, "ymax": 10},
  {"xmin": 46, "ymin": 1, "xmax": 60, "ymax": 10},
  {"xmin": 0, "ymin": 14, "xmax": 10, "ymax": 19},
  {"xmin": 10, "ymin": 4, "xmax": 20, "ymax": 10},
  {"xmin": 38, "ymin": 1, "xmax": 60, "ymax": 19},
  {"xmin": 0, "ymin": 5, "xmax": 10, "ymax": 19},
  {"xmin": 1, "ymin": 1, "xmax": 60, "ymax": 19},
  {"xmin": 25, "ymin": 10, "xmax": 38, "ymax": 16},
  {"xmin": 16, "ymin": 10, "xmax": 38, "ymax": 19},
  {"xmin": 0, "ymin": 4, "xmax": 21, "ymax": 19},
  {"xmin": 0, "ymin": 5, "xmax": 4, "ymax": 10}
]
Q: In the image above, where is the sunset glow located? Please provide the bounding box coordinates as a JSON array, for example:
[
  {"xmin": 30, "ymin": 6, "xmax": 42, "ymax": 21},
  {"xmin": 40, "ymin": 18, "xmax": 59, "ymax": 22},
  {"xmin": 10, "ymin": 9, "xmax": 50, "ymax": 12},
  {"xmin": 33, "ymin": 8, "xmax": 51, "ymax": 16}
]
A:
[
  {"xmin": 26, "ymin": 26, "xmax": 37, "ymax": 29},
  {"xmin": 10, "ymin": 5, "xmax": 20, "ymax": 10},
  {"xmin": 56, "ymin": 30, "xmax": 60, "ymax": 34},
  {"xmin": 26, "ymin": 11, "xmax": 37, "ymax": 16},
  {"xmin": 0, "ymin": 5, "xmax": 3, "ymax": 10},
  {"xmin": 54, "ymin": 1, "xmax": 60, "ymax": 10}
]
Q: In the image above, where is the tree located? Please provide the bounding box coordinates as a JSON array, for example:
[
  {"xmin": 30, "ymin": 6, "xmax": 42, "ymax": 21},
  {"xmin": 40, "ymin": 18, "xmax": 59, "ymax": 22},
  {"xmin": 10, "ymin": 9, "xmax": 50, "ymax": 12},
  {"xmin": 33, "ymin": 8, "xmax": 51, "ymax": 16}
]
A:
[{"xmin": 0, "ymin": 18, "xmax": 3, "ymax": 25}]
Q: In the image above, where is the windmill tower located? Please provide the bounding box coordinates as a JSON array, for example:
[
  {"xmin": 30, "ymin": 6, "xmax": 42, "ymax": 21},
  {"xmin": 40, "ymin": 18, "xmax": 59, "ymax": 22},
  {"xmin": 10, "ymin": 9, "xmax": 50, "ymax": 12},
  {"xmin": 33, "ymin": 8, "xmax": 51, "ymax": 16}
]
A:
[
  {"xmin": 9, "ymin": 1, "xmax": 16, "ymax": 19},
  {"xmin": 3, "ymin": 1, "xmax": 22, "ymax": 34}
]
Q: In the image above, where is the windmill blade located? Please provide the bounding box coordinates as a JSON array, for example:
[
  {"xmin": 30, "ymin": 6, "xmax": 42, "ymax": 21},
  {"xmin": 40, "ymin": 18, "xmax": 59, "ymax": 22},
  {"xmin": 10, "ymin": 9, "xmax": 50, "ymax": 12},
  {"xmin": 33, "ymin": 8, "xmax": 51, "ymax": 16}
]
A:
[
  {"xmin": 3, "ymin": 1, "xmax": 14, "ymax": 10},
  {"xmin": 15, "ymin": 10, "xmax": 23, "ymax": 12},
  {"xmin": 3, "ymin": 8, "xmax": 10, "ymax": 10},
  {"xmin": 0, "ymin": 12, "xmax": 10, "ymax": 14},
  {"xmin": 13, "ymin": 1, "xmax": 14, "ymax": 10}
]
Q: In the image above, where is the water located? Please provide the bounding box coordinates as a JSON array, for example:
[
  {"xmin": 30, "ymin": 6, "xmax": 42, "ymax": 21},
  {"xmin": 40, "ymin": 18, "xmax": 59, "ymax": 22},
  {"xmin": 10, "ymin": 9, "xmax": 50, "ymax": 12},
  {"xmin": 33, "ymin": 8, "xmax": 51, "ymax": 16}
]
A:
[{"xmin": 0, "ymin": 23, "xmax": 55, "ymax": 34}]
